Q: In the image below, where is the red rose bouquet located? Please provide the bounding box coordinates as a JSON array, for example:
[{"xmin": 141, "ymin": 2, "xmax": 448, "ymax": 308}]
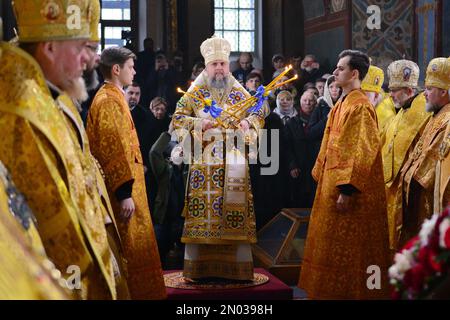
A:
[{"xmin": 389, "ymin": 205, "xmax": 450, "ymax": 299}]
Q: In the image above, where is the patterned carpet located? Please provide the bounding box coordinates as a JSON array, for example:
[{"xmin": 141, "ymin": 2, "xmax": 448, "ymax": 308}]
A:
[{"xmin": 164, "ymin": 271, "xmax": 269, "ymax": 290}]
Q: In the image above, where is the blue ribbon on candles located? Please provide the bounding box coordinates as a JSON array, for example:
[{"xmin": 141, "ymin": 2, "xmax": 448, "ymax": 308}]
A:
[
  {"xmin": 248, "ymin": 85, "xmax": 268, "ymax": 113},
  {"xmin": 203, "ymin": 99, "xmax": 223, "ymax": 119}
]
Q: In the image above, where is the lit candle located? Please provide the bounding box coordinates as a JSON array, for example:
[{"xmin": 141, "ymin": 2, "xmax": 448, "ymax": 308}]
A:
[
  {"xmin": 267, "ymin": 65, "xmax": 293, "ymax": 90},
  {"xmin": 177, "ymin": 88, "xmax": 202, "ymax": 103},
  {"xmin": 271, "ymin": 74, "xmax": 299, "ymax": 90}
]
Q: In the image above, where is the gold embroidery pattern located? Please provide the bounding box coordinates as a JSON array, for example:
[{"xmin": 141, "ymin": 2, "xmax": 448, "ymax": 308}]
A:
[
  {"xmin": 299, "ymin": 90, "xmax": 390, "ymax": 299},
  {"xmin": 87, "ymin": 84, "xmax": 166, "ymax": 300}
]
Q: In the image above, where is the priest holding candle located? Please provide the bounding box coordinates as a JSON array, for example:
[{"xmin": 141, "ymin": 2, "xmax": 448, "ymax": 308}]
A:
[{"xmin": 172, "ymin": 36, "xmax": 270, "ymax": 281}]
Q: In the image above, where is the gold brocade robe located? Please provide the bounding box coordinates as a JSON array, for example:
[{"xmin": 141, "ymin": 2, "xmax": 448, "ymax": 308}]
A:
[
  {"xmin": 172, "ymin": 73, "xmax": 268, "ymax": 279},
  {"xmin": 86, "ymin": 83, "xmax": 166, "ymax": 300},
  {"xmin": 0, "ymin": 43, "xmax": 116, "ymax": 299},
  {"xmin": 298, "ymin": 90, "xmax": 390, "ymax": 300},
  {"xmin": 376, "ymin": 95, "xmax": 396, "ymax": 137},
  {"xmin": 0, "ymin": 162, "xmax": 69, "ymax": 300},
  {"xmin": 57, "ymin": 94, "xmax": 130, "ymax": 299},
  {"xmin": 435, "ymin": 121, "xmax": 450, "ymax": 214},
  {"xmin": 382, "ymin": 93, "xmax": 430, "ymax": 250},
  {"xmin": 401, "ymin": 104, "xmax": 450, "ymax": 243}
]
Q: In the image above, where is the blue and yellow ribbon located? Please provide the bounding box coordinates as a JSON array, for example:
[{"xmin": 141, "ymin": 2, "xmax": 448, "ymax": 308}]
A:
[
  {"xmin": 203, "ymin": 98, "xmax": 223, "ymax": 119},
  {"xmin": 248, "ymin": 85, "xmax": 269, "ymax": 113}
]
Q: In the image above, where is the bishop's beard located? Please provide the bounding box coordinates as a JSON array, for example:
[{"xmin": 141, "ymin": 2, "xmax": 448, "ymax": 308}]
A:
[
  {"xmin": 207, "ymin": 74, "xmax": 229, "ymax": 90},
  {"xmin": 65, "ymin": 77, "xmax": 89, "ymax": 103},
  {"xmin": 83, "ymin": 68, "xmax": 100, "ymax": 91},
  {"xmin": 426, "ymin": 102, "xmax": 441, "ymax": 113}
]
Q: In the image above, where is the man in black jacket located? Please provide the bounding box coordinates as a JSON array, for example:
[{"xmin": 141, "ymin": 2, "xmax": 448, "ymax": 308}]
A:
[
  {"xmin": 286, "ymin": 91, "xmax": 318, "ymax": 208},
  {"xmin": 149, "ymin": 124, "xmax": 188, "ymax": 269},
  {"xmin": 140, "ymin": 54, "xmax": 178, "ymax": 114}
]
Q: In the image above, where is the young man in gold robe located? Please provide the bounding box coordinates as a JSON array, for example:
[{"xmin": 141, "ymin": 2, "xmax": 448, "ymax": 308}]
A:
[
  {"xmin": 298, "ymin": 50, "xmax": 390, "ymax": 299},
  {"xmin": 0, "ymin": 0, "xmax": 116, "ymax": 300},
  {"xmin": 86, "ymin": 46, "xmax": 166, "ymax": 300},
  {"xmin": 401, "ymin": 57, "xmax": 450, "ymax": 240},
  {"xmin": 172, "ymin": 36, "xmax": 269, "ymax": 281},
  {"xmin": 383, "ymin": 60, "xmax": 431, "ymax": 251}
]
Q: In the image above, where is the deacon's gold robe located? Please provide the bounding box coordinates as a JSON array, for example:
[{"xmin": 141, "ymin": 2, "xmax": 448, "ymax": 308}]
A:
[
  {"xmin": 0, "ymin": 161, "xmax": 69, "ymax": 300},
  {"xmin": 401, "ymin": 104, "xmax": 450, "ymax": 243},
  {"xmin": 172, "ymin": 72, "xmax": 269, "ymax": 280},
  {"xmin": 435, "ymin": 120, "xmax": 450, "ymax": 214},
  {"xmin": 376, "ymin": 94, "xmax": 396, "ymax": 137},
  {"xmin": 0, "ymin": 42, "xmax": 116, "ymax": 299},
  {"xmin": 86, "ymin": 83, "xmax": 166, "ymax": 300},
  {"xmin": 298, "ymin": 89, "xmax": 390, "ymax": 300},
  {"xmin": 57, "ymin": 94, "xmax": 130, "ymax": 299},
  {"xmin": 382, "ymin": 93, "xmax": 430, "ymax": 250}
]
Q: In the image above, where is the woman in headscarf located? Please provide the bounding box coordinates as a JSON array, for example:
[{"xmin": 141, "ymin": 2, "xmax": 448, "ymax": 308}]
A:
[
  {"xmin": 273, "ymin": 90, "xmax": 298, "ymax": 125},
  {"xmin": 307, "ymin": 75, "xmax": 342, "ymax": 157}
]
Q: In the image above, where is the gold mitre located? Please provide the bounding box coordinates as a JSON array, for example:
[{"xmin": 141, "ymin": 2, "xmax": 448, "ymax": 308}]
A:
[
  {"xmin": 425, "ymin": 57, "xmax": 450, "ymax": 90},
  {"xmin": 89, "ymin": 0, "xmax": 100, "ymax": 42},
  {"xmin": 387, "ymin": 59, "xmax": 420, "ymax": 89},
  {"xmin": 200, "ymin": 35, "xmax": 231, "ymax": 65},
  {"xmin": 362, "ymin": 65, "xmax": 384, "ymax": 94},
  {"xmin": 12, "ymin": 0, "xmax": 92, "ymax": 42}
]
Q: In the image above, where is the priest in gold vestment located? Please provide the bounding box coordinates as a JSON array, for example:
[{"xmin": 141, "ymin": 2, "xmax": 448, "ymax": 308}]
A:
[
  {"xmin": 0, "ymin": 161, "xmax": 69, "ymax": 300},
  {"xmin": 401, "ymin": 57, "xmax": 450, "ymax": 242},
  {"xmin": 56, "ymin": 0, "xmax": 130, "ymax": 299},
  {"xmin": 383, "ymin": 60, "xmax": 431, "ymax": 251},
  {"xmin": 0, "ymin": 0, "xmax": 116, "ymax": 299},
  {"xmin": 298, "ymin": 50, "xmax": 390, "ymax": 299},
  {"xmin": 361, "ymin": 65, "xmax": 396, "ymax": 135},
  {"xmin": 172, "ymin": 36, "xmax": 269, "ymax": 281},
  {"xmin": 87, "ymin": 46, "xmax": 166, "ymax": 300},
  {"xmin": 435, "ymin": 119, "xmax": 450, "ymax": 215}
]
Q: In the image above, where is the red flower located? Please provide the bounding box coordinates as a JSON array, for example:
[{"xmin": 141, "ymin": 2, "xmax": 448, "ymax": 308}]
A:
[
  {"xmin": 403, "ymin": 236, "xmax": 420, "ymax": 251},
  {"xmin": 416, "ymin": 248, "xmax": 430, "ymax": 278},
  {"xmin": 428, "ymin": 249, "xmax": 443, "ymax": 273},
  {"xmin": 444, "ymin": 227, "xmax": 450, "ymax": 249},
  {"xmin": 391, "ymin": 288, "xmax": 401, "ymax": 300},
  {"xmin": 417, "ymin": 246, "xmax": 428, "ymax": 263},
  {"xmin": 403, "ymin": 268, "xmax": 413, "ymax": 288},
  {"xmin": 409, "ymin": 264, "xmax": 426, "ymax": 292}
]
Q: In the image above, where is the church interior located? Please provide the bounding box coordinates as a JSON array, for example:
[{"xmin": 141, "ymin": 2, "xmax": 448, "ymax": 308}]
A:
[{"xmin": 0, "ymin": 0, "xmax": 449, "ymax": 302}]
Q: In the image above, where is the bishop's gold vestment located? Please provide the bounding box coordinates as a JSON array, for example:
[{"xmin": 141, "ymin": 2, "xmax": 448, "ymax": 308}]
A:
[
  {"xmin": 57, "ymin": 93, "xmax": 130, "ymax": 299},
  {"xmin": 0, "ymin": 161, "xmax": 69, "ymax": 300},
  {"xmin": 0, "ymin": 42, "xmax": 116, "ymax": 299},
  {"xmin": 173, "ymin": 73, "xmax": 269, "ymax": 280},
  {"xmin": 435, "ymin": 120, "xmax": 450, "ymax": 214},
  {"xmin": 401, "ymin": 104, "xmax": 450, "ymax": 243},
  {"xmin": 382, "ymin": 93, "xmax": 430, "ymax": 250}
]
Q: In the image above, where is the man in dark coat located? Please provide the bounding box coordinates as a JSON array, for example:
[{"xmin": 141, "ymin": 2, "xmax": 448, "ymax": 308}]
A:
[
  {"xmin": 149, "ymin": 124, "xmax": 188, "ymax": 269},
  {"xmin": 286, "ymin": 91, "xmax": 318, "ymax": 208}
]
